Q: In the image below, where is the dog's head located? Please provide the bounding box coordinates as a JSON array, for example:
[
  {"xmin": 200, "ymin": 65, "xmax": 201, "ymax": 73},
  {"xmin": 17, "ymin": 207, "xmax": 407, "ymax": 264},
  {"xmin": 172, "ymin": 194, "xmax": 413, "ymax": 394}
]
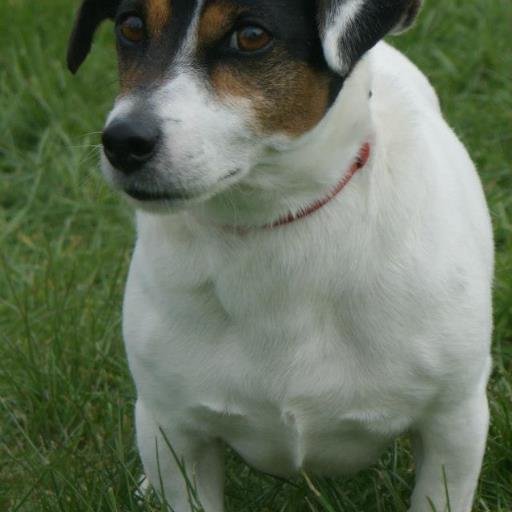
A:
[{"xmin": 68, "ymin": 0, "xmax": 421, "ymax": 213}]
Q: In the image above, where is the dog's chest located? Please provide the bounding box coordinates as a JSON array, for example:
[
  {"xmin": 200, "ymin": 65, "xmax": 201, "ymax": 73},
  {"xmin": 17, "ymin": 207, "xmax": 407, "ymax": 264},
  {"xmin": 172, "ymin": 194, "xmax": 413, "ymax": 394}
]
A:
[
  {"xmin": 185, "ymin": 367, "xmax": 410, "ymax": 476},
  {"xmin": 125, "ymin": 222, "xmax": 433, "ymax": 476},
  {"xmin": 157, "ymin": 299, "xmax": 411, "ymax": 477}
]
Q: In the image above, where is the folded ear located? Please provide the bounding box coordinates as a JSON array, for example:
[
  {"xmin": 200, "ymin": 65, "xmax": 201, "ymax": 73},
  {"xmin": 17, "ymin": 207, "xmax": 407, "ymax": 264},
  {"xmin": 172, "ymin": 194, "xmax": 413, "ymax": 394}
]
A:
[
  {"xmin": 67, "ymin": 0, "xmax": 120, "ymax": 74},
  {"xmin": 318, "ymin": 0, "xmax": 422, "ymax": 76}
]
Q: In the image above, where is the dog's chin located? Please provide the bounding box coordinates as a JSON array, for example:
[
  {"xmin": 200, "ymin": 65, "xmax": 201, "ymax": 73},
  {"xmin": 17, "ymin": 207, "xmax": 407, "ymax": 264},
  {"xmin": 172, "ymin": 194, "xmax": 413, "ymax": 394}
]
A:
[
  {"xmin": 123, "ymin": 191, "xmax": 192, "ymax": 215},
  {"xmin": 103, "ymin": 164, "xmax": 247, "ymax": 216}
]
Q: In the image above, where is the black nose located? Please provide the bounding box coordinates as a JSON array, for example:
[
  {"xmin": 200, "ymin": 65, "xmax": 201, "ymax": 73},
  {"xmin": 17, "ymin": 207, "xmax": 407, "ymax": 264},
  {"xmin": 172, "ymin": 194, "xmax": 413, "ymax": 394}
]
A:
[{"xmin": 102, "ymin": 118, "xmax": 160, "ymax": 174}]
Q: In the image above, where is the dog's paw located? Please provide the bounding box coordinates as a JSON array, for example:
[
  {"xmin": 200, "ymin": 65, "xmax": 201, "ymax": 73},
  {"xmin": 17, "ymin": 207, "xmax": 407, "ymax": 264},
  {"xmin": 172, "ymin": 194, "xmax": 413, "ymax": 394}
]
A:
[{"xmin": 134, "ymin": 474, "xmax": 151, "ymax": 502}]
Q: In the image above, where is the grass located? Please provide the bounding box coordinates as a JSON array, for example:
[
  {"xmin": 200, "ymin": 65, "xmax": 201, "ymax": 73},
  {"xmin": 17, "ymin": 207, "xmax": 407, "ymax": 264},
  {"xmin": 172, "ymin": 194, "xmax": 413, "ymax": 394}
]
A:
[{"xmin": 0, "ymin": 0, "xmax": 511, "ymax": 510}]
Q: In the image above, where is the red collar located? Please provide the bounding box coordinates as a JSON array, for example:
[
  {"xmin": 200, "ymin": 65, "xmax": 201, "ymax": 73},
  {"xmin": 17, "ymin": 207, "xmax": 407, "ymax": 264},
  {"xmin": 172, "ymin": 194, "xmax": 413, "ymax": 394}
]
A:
[{"xmin": 265, "ymin": 142, "xmax": 371, "ymax": 229}]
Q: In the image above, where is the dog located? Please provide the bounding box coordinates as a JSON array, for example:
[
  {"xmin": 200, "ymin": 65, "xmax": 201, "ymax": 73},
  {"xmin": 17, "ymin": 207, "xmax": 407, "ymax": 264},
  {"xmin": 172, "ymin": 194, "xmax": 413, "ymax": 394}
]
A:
[{"xmin": 68, "ymin": 1, "xmax": 494, "ymax": 511}]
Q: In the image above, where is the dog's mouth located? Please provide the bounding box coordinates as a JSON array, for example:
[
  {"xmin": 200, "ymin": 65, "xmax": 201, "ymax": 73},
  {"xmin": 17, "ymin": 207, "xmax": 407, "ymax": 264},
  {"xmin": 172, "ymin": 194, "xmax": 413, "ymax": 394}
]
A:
[
  {"xmin": 124, "ymin": 188, "xmax": 189, "ymax": 203},
  {"xmin": 119, "ymin": 167, "xmax": 246, "ymax": 210}
]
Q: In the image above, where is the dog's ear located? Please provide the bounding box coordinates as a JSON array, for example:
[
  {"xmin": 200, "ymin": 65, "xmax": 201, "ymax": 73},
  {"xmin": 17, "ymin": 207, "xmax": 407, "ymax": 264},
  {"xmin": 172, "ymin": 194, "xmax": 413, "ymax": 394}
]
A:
[
  {"xmin": 318, "ymin": 0, "xmax": 422, "ymax": 76},
  {"xmin": 67, "ymin": 0, "xmax": 120, "ymax": 74}
]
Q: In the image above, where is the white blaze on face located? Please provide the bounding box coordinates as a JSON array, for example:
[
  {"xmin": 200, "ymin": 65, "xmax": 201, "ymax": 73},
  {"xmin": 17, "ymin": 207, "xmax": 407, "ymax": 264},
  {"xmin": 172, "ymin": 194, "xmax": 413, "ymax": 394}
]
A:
[
  {"xmin": 105, "ymin": 96, "xmax": 136, "ymax": 126},
  {"xmin": 151, "ymin": 70, "xmax": 258, "ymax": 195},
  {"xmin": 148, "ymin": 0, "xmax": 260, "ymax": 195}
]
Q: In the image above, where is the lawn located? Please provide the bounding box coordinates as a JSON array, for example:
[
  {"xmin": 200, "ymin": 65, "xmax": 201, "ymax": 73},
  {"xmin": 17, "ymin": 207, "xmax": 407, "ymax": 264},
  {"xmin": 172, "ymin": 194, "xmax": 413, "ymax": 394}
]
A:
[{"xmin": 0, "ymin": 0, "xmax": 511, "ymax": 510}]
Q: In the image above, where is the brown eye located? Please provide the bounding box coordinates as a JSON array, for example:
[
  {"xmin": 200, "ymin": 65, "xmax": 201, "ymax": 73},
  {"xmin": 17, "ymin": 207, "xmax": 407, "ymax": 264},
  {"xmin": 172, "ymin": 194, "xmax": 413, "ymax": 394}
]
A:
[
  {"xmin": 119, "ymin": 16, "xmax": 145, "ymax": 44},
  {"xmin": 230, "ymin": 25, "xmax": 272, "ymax": 53}
]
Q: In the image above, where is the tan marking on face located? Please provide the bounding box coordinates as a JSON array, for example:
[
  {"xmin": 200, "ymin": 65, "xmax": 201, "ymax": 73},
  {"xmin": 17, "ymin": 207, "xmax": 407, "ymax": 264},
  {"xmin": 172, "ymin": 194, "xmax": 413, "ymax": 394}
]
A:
[
  {"xmin": 198, "ymin": 2, "xmax": 244, "ymax": 45},
  {"xmin": 146, "ymin": 0, "xmax": 171, "ymax": 37},
  {"xmin": 211, "ymin": 57, "xmax": 331, "ymax": 137}
]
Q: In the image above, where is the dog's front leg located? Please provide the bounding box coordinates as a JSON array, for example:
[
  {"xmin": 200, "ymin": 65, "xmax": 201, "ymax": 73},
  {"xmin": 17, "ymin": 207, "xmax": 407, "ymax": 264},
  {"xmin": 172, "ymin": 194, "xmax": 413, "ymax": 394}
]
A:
[
  {"xmin": 409, "ymin": 388, "xmax": 489, "ymax": 512},
  {"xmin": 135, "ymin": 400, "xmax": 225, "ymax": 512}
]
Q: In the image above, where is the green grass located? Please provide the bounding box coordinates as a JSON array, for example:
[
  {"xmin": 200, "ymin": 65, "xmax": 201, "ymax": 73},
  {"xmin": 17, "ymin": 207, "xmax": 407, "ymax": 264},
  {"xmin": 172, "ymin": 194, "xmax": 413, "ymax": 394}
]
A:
[{"xmin": 0, "ymin": 0, "xmax": 511, "ymax": 510}]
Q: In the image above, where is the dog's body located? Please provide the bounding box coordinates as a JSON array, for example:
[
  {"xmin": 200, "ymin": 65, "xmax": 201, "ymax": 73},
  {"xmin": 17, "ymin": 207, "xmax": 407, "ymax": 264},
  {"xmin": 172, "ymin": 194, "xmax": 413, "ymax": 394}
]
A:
[{"xmin": 68, "ymin": 1, "xmax": 494, "ymax": 511}]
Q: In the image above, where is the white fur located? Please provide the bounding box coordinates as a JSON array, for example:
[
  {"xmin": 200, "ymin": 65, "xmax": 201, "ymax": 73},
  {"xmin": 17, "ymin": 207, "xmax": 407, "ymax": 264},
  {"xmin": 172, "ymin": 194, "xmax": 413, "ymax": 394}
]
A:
[
  {"xmin": 151, "ymin": 73, "xmax": 256, "ymax": 196},
  {"xmin": 113, "ymin": 42, "xmax": 494, "ymax": 512}
]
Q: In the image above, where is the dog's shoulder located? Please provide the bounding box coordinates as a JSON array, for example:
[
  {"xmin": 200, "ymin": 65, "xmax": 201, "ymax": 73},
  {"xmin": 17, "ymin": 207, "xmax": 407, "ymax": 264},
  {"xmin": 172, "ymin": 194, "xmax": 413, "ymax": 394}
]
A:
[{"xmin": 370, "ymin": 42, "xmax": 440, "ymax": 114}]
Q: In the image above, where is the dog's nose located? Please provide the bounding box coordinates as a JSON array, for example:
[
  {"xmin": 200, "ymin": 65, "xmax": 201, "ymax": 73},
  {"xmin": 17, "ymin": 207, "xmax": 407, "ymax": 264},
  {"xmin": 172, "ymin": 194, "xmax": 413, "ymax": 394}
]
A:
[{"xmin": 102, "ymin": 118, "xmax": 160, "ymax": 174}]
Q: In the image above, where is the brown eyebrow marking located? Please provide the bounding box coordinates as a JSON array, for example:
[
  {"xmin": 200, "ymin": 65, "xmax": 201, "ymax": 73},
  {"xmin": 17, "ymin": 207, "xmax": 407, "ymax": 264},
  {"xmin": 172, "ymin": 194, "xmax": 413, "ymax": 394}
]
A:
[
  {"xmin": 146, "ymin": 0, "xmax": 172, "ymax": 37},
  {"xmin": 198, "ymin": 1, "xmax": 245, "ymax": 46},
  {"xmin": 211, "ymin": 59, "xmax": 331, "ymax": 137}
]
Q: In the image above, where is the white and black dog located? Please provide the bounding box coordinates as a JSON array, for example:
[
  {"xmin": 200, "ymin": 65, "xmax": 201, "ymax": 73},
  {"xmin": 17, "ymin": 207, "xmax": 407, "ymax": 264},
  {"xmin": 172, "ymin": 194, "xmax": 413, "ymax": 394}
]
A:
[{"xmin": 68, "ymin": 1, "xmax": 494, "ymax": 510}]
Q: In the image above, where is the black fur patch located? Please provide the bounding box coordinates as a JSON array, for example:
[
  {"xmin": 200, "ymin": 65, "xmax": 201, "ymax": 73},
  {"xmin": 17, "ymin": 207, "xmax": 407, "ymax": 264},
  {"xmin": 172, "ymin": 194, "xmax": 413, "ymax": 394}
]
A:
[
  {"xmin": 319, "ymin": 0, "xmax": 422, "ymax": 76},
  {"xmin": 68, "ymin": 0, "xmax": 121, "ymax": 73},
  {"xmin": 116, "ymin": 0, "xmax": 197, "ymax": 91}
]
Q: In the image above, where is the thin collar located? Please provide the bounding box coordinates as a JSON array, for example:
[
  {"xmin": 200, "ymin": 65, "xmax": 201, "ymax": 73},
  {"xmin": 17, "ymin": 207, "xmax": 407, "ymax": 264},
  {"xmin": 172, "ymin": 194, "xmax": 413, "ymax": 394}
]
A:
[{"xmin": 264, "ymin": 142, "xmax": 371, "ymax": 229}]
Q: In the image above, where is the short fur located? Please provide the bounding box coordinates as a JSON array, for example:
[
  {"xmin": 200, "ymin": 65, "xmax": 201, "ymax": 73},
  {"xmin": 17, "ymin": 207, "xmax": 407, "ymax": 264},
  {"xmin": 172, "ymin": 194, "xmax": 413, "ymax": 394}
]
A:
[
  {"xmin": 68, "ymin": 1, "xmax": 493, "ymax": 511},
  {"xmin": 145, "ymin": 0, "xmax": 171, "ymax": 36}
]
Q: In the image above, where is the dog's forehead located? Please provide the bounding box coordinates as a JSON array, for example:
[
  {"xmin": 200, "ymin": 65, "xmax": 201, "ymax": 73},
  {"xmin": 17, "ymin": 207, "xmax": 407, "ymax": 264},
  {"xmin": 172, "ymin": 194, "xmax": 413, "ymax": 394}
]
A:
[
  {"xmin": 119, "ymin": 0, "xmax": 320, "ymax": 89},
  {"xmin": 142, "ymin": 0, "xmax": 198, "ymax": 45},
  {"xmin": 139, "ymin": 0, "xmax": 315, "ymax": 46}
]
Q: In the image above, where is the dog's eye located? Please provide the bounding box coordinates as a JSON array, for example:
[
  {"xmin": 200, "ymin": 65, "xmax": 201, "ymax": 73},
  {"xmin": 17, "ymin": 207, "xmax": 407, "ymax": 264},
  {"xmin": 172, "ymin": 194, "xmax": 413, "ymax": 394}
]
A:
[
  {"xmin": 118, "ymin": 15, "xmax": 145, "ymax": 45},
  {"xmin": 229, "ymin": 25, "xmax": 272, "ymax": 53}
]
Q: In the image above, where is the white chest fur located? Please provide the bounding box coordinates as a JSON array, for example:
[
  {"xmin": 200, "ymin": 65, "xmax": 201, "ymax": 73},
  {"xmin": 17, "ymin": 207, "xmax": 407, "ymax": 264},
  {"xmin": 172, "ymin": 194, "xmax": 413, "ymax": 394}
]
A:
[
  {"xmin": 124, "ymin": 236, "xmax": 414, "ymax": 476},
  {"xmin": 123, "ymin": 174, "xmax": 487, "ymax": 478}
]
